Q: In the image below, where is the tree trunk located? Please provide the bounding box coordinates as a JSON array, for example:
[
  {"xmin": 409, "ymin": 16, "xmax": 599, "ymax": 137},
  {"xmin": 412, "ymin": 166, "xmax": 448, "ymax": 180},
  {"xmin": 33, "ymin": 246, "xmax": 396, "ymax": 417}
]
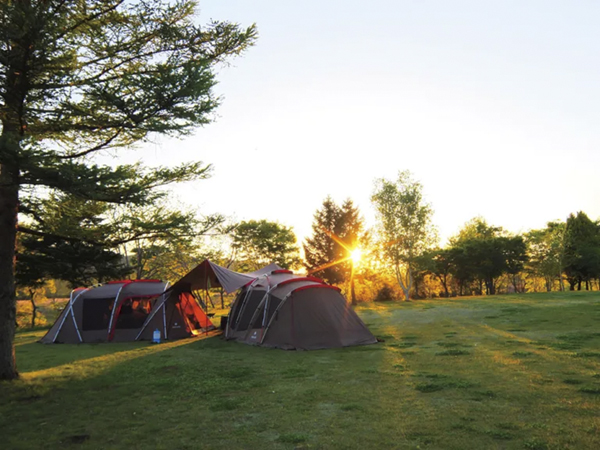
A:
[
  {"xmin": 350, "ymin": 268, "xmax": 357, "ymax": 306},
  {"xmin": 512, "ymin": 275, "xmax": 518, "ymax": 293},
  {"xmin": 0, "ymin": 161, "xmax": 19, "ymax": 380},
  {"xmin": 441, "ymin": 275, "xmax": 449, "ymax": 298},
  {"xmin": 29, "ymin": 289, "xmax": 38, "ymax": 329},
  {"xmin": 487, "ymin": 278, "xmax": 496, "ymax": 295},
  {"xmin": 394, "ymin": 264, "xmax": 411, "ymax": 301},
  {"xmin": 559, "ymin": 271, "xmax": 565, "ymax": 291}
]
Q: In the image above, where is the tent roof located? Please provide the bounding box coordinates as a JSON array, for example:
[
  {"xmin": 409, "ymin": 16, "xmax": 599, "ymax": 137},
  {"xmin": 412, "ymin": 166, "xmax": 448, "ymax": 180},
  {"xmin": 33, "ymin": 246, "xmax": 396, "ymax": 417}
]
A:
[
  {"xmin": 245, "ymin": 263, "xmax": 284, "ymax": 278},
  {"xmin": 169, "ymin": 260, "xmax": 282, "ymax": 294}
]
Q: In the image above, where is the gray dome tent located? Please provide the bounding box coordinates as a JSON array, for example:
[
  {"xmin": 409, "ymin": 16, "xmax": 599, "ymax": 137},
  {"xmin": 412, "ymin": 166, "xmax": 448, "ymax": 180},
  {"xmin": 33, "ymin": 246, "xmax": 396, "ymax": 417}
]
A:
[
  {"xmin": 40, "ymin": 279, "xmax": 215, "ymax": 344},
  {"xmin": 225, "ymin": 270, "xmax": 377, "ymax": 350}
]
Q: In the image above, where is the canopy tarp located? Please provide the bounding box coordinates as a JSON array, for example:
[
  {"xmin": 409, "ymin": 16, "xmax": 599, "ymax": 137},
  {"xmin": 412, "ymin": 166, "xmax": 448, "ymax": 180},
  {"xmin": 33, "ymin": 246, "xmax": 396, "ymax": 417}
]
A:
[
  {"xmin": 245, "ymin": 263, "xmax": 284, "ymax": 278},
  {"xmin": 170, "ymin": 260, "xmax": 282, "ymax": 294}
]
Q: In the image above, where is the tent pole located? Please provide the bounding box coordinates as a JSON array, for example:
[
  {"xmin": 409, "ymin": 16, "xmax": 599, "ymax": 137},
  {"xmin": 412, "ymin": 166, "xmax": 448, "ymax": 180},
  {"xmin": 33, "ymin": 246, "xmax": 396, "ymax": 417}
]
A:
[{"xmin": 205, "ymin": 288, "xmax": 215, "ymax": 309}]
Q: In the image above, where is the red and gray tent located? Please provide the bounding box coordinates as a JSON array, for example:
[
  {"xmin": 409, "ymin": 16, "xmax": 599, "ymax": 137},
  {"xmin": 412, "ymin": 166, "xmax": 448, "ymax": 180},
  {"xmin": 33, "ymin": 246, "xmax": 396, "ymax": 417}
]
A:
[
  {"xmin": 225, "ymin": 270, "xmax": 377, "ymax": 350},
  {"xmin": 40, "ymin": 279, "xmax": 214, "ymax": 344}
]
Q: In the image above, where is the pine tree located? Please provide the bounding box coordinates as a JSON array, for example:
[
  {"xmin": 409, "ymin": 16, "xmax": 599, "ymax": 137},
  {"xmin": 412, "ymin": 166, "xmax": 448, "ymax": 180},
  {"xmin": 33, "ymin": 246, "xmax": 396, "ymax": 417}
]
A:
[
  {"xmin": 304, "ymin": 197, "xmax": 365, "ymax": 287},
  {"xmin": 0, "ymin": 0, "xmax": 256, "ymax": 380}
]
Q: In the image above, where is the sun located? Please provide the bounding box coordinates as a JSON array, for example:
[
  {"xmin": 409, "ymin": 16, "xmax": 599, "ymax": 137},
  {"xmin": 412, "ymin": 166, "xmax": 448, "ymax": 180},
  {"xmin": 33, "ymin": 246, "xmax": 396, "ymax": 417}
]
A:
[{"xmin": 350, "ymin": 248, "xmax": 362, "ymax": 264}]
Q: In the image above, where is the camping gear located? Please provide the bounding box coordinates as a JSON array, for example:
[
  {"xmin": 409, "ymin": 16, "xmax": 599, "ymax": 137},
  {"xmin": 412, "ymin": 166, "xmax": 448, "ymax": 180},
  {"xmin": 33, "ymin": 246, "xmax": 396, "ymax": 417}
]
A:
[
  {"xmin": 225, "ymin": 270, "xmax": 377, "ymax": 350},
  {"xmin": 40, "ymin": 279, "xmax": 214, "ymax": 343}
]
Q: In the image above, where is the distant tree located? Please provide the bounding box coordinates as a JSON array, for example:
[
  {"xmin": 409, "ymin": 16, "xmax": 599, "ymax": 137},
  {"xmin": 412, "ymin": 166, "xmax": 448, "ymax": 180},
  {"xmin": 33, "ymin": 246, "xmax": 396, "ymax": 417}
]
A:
[
  {"xmin": 304, "ymin": 197, "xmax": 346, "ymax": 284},
  {"xmin": 17, "ymin": 193, "xmax": 131, "ymax": 288},
  {"xmin": 424, "ymin": 248, "xmax": 454, "ymax": 298},
  {"xmin": 563, "ymin": 212, "xmax": 600, "ymax": 290},
  {"xmin": 304, "ymin": 197, "xmax": 366, "ymax": 292},
  {"xmin": 448, "ymin": 219, "xmax": 527, "ymax": 295},
  {"xmin": 526, "ymin": 221, "xmax": 566, "ymax": 292},
  {"xmin": 411, "ymin": 252, "xmax": 436, "ymax": 299},
  {"xmin": 339, "ymin": 199, "xmax": 368, "ymax": 305},
  {"xmin": 232, "ymin": 220, "xmax": 301, "ymax": 271},
  {"xmin": 371, "ymin": 171, "xmax": 437, "ymax": 300},
  {"xmin": 502, "ymin": 235, "xmax": 528, "ymax": 293},
  {"xmin": 115, "ymin": 201, "xmax": 227, "ymax": 280},
  {"xmin": 15, "ymin": 237, "xmax": 51, "ymax": 329},
  {"xmin": 451, "ymin": 217, "xmax": 501, "ymax": 242},
  {"xmin": 0, "ymin": 0, "xmax": 256, "ymax": 379},
  {"xmin": 447, "ymin": 245, "xmax": 477, "ymax": 296}
]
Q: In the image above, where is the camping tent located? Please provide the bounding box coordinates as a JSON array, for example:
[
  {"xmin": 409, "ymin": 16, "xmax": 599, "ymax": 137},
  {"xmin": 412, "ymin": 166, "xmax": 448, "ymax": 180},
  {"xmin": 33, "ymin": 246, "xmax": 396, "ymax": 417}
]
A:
[
  {"xmin": 41, "ymin": 279, "xmax": 214, "ymax": 344},
  {"xmin": 225, "ymin": 270, "xmax": 377, "ymax": 350}
]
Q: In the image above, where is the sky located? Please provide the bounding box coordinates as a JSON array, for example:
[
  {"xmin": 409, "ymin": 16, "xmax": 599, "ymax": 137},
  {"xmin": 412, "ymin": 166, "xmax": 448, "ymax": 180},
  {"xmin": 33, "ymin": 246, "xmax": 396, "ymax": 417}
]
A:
[{"xmin": 114, "ymin": 0, "xmax": 600, "ymax": 245}]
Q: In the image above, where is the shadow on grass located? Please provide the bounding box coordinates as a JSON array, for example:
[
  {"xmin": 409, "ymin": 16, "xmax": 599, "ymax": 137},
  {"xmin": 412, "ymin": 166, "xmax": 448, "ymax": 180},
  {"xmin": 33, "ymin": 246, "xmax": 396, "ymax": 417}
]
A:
[{"xmin": 3, "ymin": 331, "xmax": 389, "ymax": 450}]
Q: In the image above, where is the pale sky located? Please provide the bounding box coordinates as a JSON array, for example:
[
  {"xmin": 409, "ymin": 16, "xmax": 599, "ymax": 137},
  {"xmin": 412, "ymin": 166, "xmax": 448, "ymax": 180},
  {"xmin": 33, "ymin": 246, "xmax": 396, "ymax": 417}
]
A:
[{"xmin": 113, "ymin": 1, "xmax": 600, "ymax": 245}]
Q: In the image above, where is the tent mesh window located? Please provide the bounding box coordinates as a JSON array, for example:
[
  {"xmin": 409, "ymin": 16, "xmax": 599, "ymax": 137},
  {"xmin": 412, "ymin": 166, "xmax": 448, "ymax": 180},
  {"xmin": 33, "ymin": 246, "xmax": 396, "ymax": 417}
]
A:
[
  {"xmin": 82, "ymin": 298, "xmax": 115, "ymax": 331},
  {"xmin": 228, "ymin": 291, "xmax": 246, "ymax": 327},
  {"xmin": 115, "ymin": 297, "xmax": 154, "ymax": 329},
  {"xmin": 266, "ymin": 297, "xmax": 282, "ymax": 323},
  {"xmin": 249, "ymin": 296, "xmax": 282, "ymax": 330},
  {"xmin": 236, "ymin": 290, "xmax": 267, "ymax": 332}
]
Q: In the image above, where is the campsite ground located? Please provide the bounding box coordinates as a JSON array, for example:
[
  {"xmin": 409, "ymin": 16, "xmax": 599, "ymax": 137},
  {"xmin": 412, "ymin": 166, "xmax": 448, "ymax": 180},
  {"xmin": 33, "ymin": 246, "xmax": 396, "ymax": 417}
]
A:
[{"xmin": 2, "ymin": 292, "xmax": 600, "ymax": 449}]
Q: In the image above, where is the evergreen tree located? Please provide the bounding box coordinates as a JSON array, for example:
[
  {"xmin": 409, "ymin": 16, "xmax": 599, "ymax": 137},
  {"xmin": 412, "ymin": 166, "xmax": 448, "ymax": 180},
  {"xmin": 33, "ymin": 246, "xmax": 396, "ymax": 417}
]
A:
[
  {"xmin": 0, "ymin": 0, "xmax": 256, "ymax": 380},
  {"xmin": 17, "ymin": 193, "xmax": 131, "ymax": 288},
  {"xmin": 304, "ymin": 197, "xmax": 365, "ymax": 286}
]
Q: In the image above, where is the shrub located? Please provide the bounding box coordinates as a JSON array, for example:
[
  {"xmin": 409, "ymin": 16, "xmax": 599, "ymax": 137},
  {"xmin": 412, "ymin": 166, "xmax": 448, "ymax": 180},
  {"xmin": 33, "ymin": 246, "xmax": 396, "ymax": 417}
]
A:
[{"xmin": 374, "ymin": 284, "xmax": 396, "ymax": 302}]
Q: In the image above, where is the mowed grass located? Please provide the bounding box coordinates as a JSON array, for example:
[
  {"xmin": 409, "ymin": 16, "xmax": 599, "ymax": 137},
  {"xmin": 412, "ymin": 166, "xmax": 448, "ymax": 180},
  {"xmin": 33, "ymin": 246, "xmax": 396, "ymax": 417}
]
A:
[{"xmin": 2, "ymin": 292, "xmax": 600, "ymax": 449}]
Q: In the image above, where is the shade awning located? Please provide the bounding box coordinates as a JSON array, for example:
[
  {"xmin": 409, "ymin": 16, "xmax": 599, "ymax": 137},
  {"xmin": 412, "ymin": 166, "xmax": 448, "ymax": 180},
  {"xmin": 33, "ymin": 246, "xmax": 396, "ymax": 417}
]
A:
[{"xmin": 170, "ymin": 260, "xmax": 282, "ymax": 294}]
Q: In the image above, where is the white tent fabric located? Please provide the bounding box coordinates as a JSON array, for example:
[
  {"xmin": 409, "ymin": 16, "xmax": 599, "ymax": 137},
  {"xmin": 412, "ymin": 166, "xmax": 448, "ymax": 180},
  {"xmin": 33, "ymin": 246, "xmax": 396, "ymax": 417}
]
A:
[{"xmin": 245, "ymin": 263, "xmax": 284, "ymax": 278}]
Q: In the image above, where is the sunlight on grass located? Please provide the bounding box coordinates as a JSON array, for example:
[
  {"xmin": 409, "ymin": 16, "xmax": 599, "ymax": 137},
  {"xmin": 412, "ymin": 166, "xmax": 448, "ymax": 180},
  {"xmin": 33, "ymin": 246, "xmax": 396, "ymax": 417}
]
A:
[
  {"xmin": 4, "ymin": 292, "xmax": 600, "ymax": 449},
  {"xmin": 21, "ymin": 331, "xmax": 218, "ymax": 384}
]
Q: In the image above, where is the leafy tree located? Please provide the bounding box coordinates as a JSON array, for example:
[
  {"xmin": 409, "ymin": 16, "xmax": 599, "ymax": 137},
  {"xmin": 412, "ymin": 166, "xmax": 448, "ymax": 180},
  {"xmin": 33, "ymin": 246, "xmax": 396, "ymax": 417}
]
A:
[
  {"xmin": 0, "ymin": 0, "xmax": 256, "ymax": 380},
  {"xmin": 304, "ymin": 197, "xmax": 366, "ymax": 290},
  {"xmin": 448, "ymin": 219, "xmax": 527, "ymax": 295},
  {"xmin": 503, "ymin": 235, "xmax": 528, "ymax": 293},
  {"xmin": 525, "ymin": 221, "xmax": 566, "ymax": 292},
  {"xmin": 114, "ymin": 201, "xmax": 227, "ymax": 280},
  {"xmin": 371, "ymin": 171, "xmax": 436, "ymax": 300},
  {"xmin": 231, "ymin": 220, "xmax": 301, "ymax": 271},
  {"xmin": 423, "ymin": 248, "xmax": 454, "ymax": 298},
  {"xmin": 563, "ymin": 212, "xmax": 600, "ymax": 291}
]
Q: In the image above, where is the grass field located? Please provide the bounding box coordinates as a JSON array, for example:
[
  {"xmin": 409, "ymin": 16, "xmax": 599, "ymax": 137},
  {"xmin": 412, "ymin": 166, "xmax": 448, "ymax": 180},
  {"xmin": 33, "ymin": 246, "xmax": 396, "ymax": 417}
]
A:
[{"xmin": 2, "ymin": 291, "xmax": 600, "ymax": 449}]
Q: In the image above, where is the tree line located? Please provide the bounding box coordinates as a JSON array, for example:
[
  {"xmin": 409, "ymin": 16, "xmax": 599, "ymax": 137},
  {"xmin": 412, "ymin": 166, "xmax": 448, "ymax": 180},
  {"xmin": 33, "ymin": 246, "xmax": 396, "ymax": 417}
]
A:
[{"xmin": 302, "ymin": 172, "xmax": 600, "ymax": 301}]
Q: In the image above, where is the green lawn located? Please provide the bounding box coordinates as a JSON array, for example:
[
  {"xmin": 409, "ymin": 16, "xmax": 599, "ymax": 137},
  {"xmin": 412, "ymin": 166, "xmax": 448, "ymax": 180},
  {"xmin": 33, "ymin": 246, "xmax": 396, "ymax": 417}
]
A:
[{"xmin": 2, "ymin": 291, "xmax": 600, "ymax": 449}]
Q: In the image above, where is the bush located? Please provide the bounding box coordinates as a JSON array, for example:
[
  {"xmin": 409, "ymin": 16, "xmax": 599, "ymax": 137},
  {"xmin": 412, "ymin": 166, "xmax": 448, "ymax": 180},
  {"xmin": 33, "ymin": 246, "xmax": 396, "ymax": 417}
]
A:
[{"xmin": 374, "ymin": 284, "xmax": 396, "ymax": 302}]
